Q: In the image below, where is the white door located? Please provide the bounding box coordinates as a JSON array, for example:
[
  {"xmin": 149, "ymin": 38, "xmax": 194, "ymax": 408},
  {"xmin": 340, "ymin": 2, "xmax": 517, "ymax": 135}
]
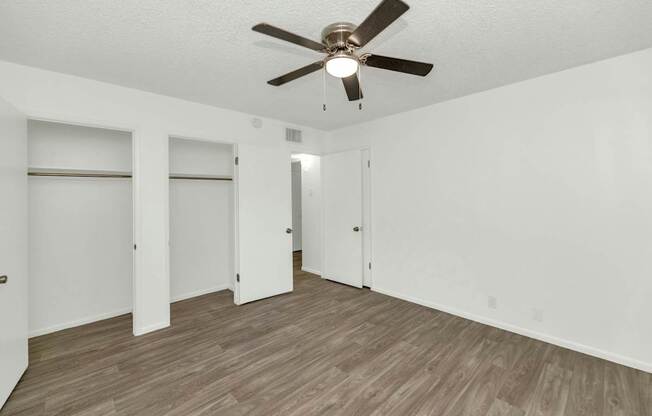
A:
[
  {"xmin": 234, "ymin": 144, "xmax": 292, "ymax": 305},
  {"xmin": 0, "ymin": 98, "xmax": 28, "ymax": 408},
  {"xmin": 322, "ymin": 149, "xmax": 363, "ymax": 288}
]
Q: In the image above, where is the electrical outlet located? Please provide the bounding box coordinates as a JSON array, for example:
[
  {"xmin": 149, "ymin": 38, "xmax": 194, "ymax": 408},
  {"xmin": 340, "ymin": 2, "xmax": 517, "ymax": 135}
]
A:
[
  {"xmin": 488, "ymin": 296, "xmax": 497, "ymax": 309},
  {"xmin": 533, "ymin": 308, "xmax": 543, "ymax": 322}
]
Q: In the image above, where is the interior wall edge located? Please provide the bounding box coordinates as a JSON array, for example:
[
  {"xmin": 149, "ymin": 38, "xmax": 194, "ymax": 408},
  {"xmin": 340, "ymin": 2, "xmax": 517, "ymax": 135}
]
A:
[{"xmin": 372, "ymin": 286, "xmax": 652, "ymax": 374}]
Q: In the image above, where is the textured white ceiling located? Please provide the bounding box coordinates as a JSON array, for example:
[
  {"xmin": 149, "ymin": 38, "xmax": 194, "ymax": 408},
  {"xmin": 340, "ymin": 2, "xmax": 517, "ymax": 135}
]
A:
[{"xmin": 1, "ymin": 0, "xmax": 651, "ymax": 130}]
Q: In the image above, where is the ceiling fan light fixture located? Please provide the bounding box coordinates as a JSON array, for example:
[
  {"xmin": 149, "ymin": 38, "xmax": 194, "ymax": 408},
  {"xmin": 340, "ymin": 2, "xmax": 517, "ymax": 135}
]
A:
[
  {"xmin": 254, "ymin": 0, "xmax": 434, "ymax": 102},
  {"xmin": 325, "ymin": 54, "xmax": 359, "ymax": 78}
]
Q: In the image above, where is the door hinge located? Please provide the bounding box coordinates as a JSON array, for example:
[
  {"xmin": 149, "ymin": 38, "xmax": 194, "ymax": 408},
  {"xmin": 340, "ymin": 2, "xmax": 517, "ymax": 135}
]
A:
[
  {"xmin": 236, "ymin": 273, "xmax": 240, "ymax": 282},
  {"xmin": 368, "ymin": 262, "xmax": 372, "ymax": 270},
  {"xmin": 367, "ymin": 160, "xmax": 370, "ymax": 168},
  {"xmin": 235, "ymin": 156, "xmax": 239, "ymax": 166}
]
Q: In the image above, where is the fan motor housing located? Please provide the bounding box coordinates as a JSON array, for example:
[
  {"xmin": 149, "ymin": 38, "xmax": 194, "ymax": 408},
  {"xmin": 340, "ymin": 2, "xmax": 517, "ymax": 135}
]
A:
[{"xmin": 322, "ymin": 22, "xmax": 358, "ymax": 50}]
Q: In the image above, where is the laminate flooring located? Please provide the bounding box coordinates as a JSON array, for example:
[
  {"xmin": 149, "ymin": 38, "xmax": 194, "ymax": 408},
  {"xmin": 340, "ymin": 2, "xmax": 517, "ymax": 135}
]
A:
[{"xmin": 1, "ymin": 252, "xmax": 650, "ymax": 415}]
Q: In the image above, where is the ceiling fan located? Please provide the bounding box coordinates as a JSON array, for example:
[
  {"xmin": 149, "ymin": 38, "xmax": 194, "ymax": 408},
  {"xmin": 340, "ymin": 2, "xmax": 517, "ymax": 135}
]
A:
[{"xmin": 252, "ymin": 0, "xmax": 433, "ymax": 102}]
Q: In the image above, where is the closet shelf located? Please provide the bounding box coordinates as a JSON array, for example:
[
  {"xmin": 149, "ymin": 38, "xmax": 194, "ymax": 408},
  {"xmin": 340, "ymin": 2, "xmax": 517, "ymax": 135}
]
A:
[
  {"xmin": 169, "ymin": 173, "xmax": 233, "ymax": 181},
  {"xmin": 28, "ymin": 168, "xmax": 132, "ymax": 178}
]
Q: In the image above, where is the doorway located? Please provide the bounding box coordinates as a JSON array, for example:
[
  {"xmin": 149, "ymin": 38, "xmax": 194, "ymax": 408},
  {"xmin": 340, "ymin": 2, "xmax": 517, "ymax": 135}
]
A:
[
  {"xmin": 290, "ymin": 154, "xmax": 322, "ymax": 280},
  {"xmin": 27, "ymin": 119, "xmax": 135, "ymax": 337},
  {"xmin": 168, "ymin": 137, "xmax": 234, "ymax": 303},
  {"xmin": 291, "ymin": 160, "xmax": 302, "ymax": 252}
]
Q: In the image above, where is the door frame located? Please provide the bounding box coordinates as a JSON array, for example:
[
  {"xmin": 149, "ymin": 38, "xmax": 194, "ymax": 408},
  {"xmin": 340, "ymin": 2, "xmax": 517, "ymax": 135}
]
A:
[
  {"xmin": 320, "ymin": 146, "xmax": 372, "ymax": 289},
  {"xmin": 24, "ymin": 115, "xmax": 138, "ymax": 333},
  {"xmin": 233, "ymin": 144, "xmax": 241, "ymax": 304},
  {"xmin": 167, "ymin": 134, "xmax": 237, "ymax": 300}
]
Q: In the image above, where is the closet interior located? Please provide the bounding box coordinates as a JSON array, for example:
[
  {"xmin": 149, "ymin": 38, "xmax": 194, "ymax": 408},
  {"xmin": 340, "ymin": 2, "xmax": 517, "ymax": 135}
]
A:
[
  {"xmin": 27, "ymin": 120, "xmax": 133, "ymax": 337},
  {"xmin": 169, "ymin": 137, "xmax": 235, "ymax": 302}
]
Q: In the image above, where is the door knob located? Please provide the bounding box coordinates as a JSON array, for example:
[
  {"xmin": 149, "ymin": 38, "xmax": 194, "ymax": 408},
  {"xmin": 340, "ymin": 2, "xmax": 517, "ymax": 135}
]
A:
[
  {"xmin": 353, "ymin": 226, "xmax": 360, "ymax": 232},
  {"xmin": 286, "ymin": 228, "xmax": 293, "ymax": 234},
  {"xmin": 0, "ymin": 275, "xmax": 7, "ymax": 284}
]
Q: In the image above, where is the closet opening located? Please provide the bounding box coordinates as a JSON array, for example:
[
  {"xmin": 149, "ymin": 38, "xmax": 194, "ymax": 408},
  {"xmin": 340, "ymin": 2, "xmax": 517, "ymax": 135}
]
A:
[
  {"xmin": 27, "ymin": 119, "xmax": 134, "ymax": 337},
  {"xmin": 168, "ymin": 137, "xmax": 235, "ymax": 306},
  {"xmin": 289, "ymin": 153, "xmax": 321, "ymax": 281}
]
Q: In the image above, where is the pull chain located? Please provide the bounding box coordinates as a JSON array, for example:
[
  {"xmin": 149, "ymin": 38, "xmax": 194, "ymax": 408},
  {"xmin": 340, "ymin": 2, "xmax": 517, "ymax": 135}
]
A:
[
  {"xmin": 358, "ymin": 64, "xmax": 363, "ymax": 111},
  {"xmin": 322, "ymin": 66, "xmax": 327, "ymax": 112}
]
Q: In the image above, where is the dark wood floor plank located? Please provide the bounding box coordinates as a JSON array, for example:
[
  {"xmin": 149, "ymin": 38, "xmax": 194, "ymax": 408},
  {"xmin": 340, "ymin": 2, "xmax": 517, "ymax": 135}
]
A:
[
  {"xmin": 564, "ymin": 354, "xmax": 605, "ymax": 416},
  {"xmin": 487, "ymin": 398, "xmax": 526, "ymax": 416},
  {"xmin": 603, "ymin": 361, "xmax": 643, "ymax": 416},
  {"xmin": 640, "ymin": 371, "xmax": 652, "ymax": 416},
  {"xmin": 524, "ymin": 363, "xmax": 572, "ymax": 416},
  {"xmin": 444, "ymin": 362, "xmax": 507, "ymax": 416},
  {"xmin": 1, "ymin": 251, "xmax": 649, "ymax": 416},
  {"xmin": 497, "ymin": 339, "xmax": 551, "ymax": 411}
]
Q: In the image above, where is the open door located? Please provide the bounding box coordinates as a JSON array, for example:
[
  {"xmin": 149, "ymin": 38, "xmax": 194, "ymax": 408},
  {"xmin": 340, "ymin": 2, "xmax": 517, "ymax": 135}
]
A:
[
  {"xmin": 0, "ymin": 97, "xmax": 28, "ymax": 408},
  {"xmin": 234, "ymin": 144, "xmax": 292, "ymax": 305},
  {"xmin": 322, "ymin": 149, "xmax": 363, "ymax": 288}
]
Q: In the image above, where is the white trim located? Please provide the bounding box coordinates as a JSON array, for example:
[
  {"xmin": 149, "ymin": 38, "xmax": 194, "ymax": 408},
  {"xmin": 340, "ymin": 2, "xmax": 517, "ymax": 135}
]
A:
[
  {"xmin": 372, "ymin": 286, "xmax": 652, "ymax": 373},
  {"xmin": 133, "ymin": 320, "xmax": 169, "ymax": 337},
  {"xmin": 170, "ymin": 284, "xmax": 233, "ymax": 303},
  {"xmin": 361, "ymin": 148, "xmax": 372, "ymax": 288},
  {"xmin": 233, "ymin": 144, "xmax": 241, "ymax": 305},
  {"xmin": 168, "ymin": 133, "xmax": 235, "ymax": 146},
  {"xmin": 28, "ymin": 286, "xmax": 235, "ymax": 339},
  {"xmin": 301, "ymin": 266, "xmax": 321, "ymax": 276},
  {"xmin": 28, "ymin": 307, "xmax": 132, "ymax": 338},
  {"xmin": 25, "ymin": 113, "xmax": 136, "ymax": 134}
]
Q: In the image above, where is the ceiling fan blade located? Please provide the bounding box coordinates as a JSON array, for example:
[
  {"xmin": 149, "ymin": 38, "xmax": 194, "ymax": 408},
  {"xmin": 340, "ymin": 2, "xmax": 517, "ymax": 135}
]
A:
[
  {"xmin": 252, "ymin": 23, "xmax": 326, "ymax": 52},
  {"xmin": 342, "ymin": 74, "xmax": 363, "ymax": 101},
  {"xmin": 268, "ymin": 61, "xmax": 324, "ymax": 86},
  {"xmin": 363, "ymin": 54, "xmax": 433, "ymax": 76},
  {"xmin": 347, "ymin": 0, "xmax": 409, "ymax": 48}
]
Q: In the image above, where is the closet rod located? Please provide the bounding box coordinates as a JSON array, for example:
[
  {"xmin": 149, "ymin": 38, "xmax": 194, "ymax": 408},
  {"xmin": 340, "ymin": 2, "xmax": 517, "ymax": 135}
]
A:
[
  {"xmin": 28, "ymin": 172, "xmax": 132, "ymax": 178},
  {"xmin": 169, "ymin": 175, "xmax": 232, "ymax": 181},
  {"xmin": 28, "ymin": 172, "xmax": 233, "ymax": 181}
]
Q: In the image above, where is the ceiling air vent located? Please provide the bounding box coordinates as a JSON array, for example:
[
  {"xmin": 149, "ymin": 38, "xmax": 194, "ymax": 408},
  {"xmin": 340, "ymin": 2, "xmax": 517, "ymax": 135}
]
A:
[{"xmin": 285, "ymin": 128, "xmax": 303, "ymax": 143}]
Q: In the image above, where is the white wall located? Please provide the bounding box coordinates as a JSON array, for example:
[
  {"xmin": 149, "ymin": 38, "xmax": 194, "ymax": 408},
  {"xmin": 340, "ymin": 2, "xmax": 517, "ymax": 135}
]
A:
[
  {"xmin": 169, "ymin": 138, "xmax": 234, "ymax": 301},
  {"xmin": 0, "ymin": 60, "xmax": 325, "ymax": 335},
  {"xmin": 291, "ymin": 161, "xmax": 302, "ymax": 252},
  {"xmin": 28, "ymin": 120, "xmax": 132, "ymax": 337},
  {"xmin": 28, "ymin": 120, "xmax": 132, "ymax": 172},
  {"xmin": 326, "ymin": 48, "xmax": 652, "ymax": 372},
  {"xmin": 294, "ymin": 154, "xmax": 322, "ymax": 275}
]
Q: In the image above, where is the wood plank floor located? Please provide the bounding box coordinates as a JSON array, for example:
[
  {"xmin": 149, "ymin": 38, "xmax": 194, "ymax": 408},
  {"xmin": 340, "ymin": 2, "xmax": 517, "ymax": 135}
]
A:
[{"xmin": 2, "ymin": 252, "xmax": 650, "ymax": 415}]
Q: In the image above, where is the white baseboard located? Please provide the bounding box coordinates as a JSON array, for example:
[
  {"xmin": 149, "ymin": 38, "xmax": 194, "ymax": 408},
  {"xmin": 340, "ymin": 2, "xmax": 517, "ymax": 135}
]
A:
[
  {"xmin": 28, "ymin": 285, "xmax": 234, "ymax": 339},
  {"xmin": 29, "ymin": 307, "xmax": 132, "ymax": 338},
  {"xmin": 170, "ymin": 283, "xmax": 233, "ymax": 303},
  {"xmin": 133, "ymin": 320, "xmax": 169, "ymax": 336},
  {"xmin": 301, "ymin": 266, "xmax": 321, "ymax": 276},
  {"xmin": 372, "ymin": 286, "xmax": 652, "ymax": 373}
]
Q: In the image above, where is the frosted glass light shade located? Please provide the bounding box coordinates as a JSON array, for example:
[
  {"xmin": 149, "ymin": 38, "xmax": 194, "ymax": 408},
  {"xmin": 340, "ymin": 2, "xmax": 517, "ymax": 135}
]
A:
[{"xmin": 326, "ymin": 56, "xmax": 359, "ymax": 78}]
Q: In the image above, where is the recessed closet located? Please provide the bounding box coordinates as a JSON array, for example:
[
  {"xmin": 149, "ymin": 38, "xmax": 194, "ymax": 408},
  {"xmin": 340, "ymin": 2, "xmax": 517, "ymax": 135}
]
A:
[
  {"xmin": 169, "ymin": 137, "xmax": 235, "ymax": 302},
  {"xmin": 27, "ymin": 120, "xmax": 133, "ymax": 337}
]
